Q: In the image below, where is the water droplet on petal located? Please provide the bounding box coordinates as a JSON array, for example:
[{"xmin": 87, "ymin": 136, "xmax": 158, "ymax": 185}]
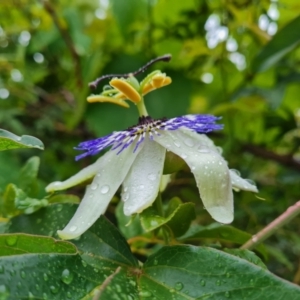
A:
[
  {"xmin": 122, "ymin": 192, "xmax": 130, "ymax": 201},
  {"xmin": 184, "ymin": 138, "xmax": 194, "ymax": 147},
  {"xmin": 100, "ymin": 185, "xmax": 110, "ymax": 194},
  {"xmin": 198, "ymin": 146, "xmax": 210, "ymax": 153},
  {"xmin": 69, "ymin": 226, "xmax": 77, "ymax": 232},
  {"xmin": 173, "ymin": 140, "xmax": 181, "ymax": 148},
  {"xmin": 231, "ymin": 169, "xmax": 241, "ymax": 176},
  {"xmin": 181, "ymin": 153, "xmax": 187, "ymax": 159},
  {"xmin": 147, "ymin": 173, "xmax": 157, "ymax": 181},
  {"xmin": 90, "ymin": 183, "xmax": 98, "ymax": 190}
]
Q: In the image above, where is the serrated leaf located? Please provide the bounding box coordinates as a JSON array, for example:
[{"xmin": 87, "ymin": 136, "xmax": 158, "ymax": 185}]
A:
[
  {"xmin": 140, "ymin": 199, "xmax": 196, "ymax": 237},
  {"xmin": 180, "ymin": 223, "xmax": 267, "ymax": 259},
  {"xmin": 252, "ymin": 15, "xmax": 300, "ymax": 73},
  {"xmin": 0, "ymin": 129, "xmax": 44, "ymax": 151},
  {"xmin": 141, "ymin": 245, "xmax": 300, "ymax": 299}
]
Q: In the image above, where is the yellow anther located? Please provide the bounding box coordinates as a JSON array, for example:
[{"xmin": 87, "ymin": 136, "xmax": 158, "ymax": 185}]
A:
[
  {"xmin": 87, "ymin": 95, "xmax": 129, "ymax": 108},
  {"xmin": 142, "ymin": 83, "xmax": 155, "ymax": 96},
  {"xmin": 152, "ymin": 74, "xmax": 165, "ymax": 88},
  {"xmin": 162, "ymin": 76, "xmax": 172, "ymax": 86},
  {"xmin": 110, "ymin": 78, "xmax": 141, "ymax": 103}
]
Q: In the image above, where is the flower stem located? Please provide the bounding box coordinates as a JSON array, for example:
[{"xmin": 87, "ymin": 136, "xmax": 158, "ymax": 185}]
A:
[
  {"xmin": 240, "ymin": 200, "xmax": 300, "ymax": 250},
  {"xmin": 136, "ymin": 97, "xmax": 148, "ymax": 116},
  {"xmin": 153, "ymin": 193, "xmax": 170, "ymax": 245}
]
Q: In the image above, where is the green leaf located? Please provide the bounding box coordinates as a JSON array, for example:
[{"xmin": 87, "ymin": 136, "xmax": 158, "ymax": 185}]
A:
[
  {"xmin": 141, "ymin": 245, "xmax": 300, "ymax": 299},
  {"xmin": 0, "ymin": 233, "xmax": 76, "ymax": 256},
  {"xmin": 48, "ymin": 194, "xmax": 80, "ymax": 204},
  {"xmin": 17, "ymin": 156, "xmax": 40, "ymax": 196},
  {"xmin": 140, "ymin": 199, "xmax": 196, "ymax": 237},
  {"xmin": 7, "ymin": 203, "xmax": 139, "ymax": 267},
  {"xmin": 2, "ymin": 204, "xmax": 140, "ymax": 299},
  {"xmin": 180, "ymin": 223, "xmax": 267, "ymax": 259},
  {"xmin": 252, "ymin": 15, "xmax": 300, "ymax": 73},
  {"xmin": 0, "ymin": 129, "xmax": 44, "ymax": 151},
  {"xmin": 115, "ymin": 201, "xmax": 144, "ymax": 239},
  {"xmin": 224, "ymin": 248, "xmax": 267, "ymax": 269},
  {"xmin": 2, "ymin": 184, "xmax": 48, "ymax": 217}
]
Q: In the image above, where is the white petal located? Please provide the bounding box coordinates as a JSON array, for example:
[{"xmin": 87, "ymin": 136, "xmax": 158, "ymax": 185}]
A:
[
  {"xmin": 154, "ymin": 130, "xmax": 233, "ymax": 223},
  {"xmin": 230, "ymin": 169, "xmax": 258, "ymax": 192},
  {"xmin": 58, "ymin": 144, "xmax": 142, "ymax": 240},
  {"xmin": 45, "ymin": 154, "xmax": 110, "ymax": 192},
  {"xmin": 179, "ymin": 129, "xmax": 258, "ymax": 193},
  {"xmin": 122, "ymin": 138, "xmax": 166, "ymax": 215}
]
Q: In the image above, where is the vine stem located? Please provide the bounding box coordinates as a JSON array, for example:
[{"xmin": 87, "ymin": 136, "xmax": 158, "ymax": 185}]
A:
[{"xmin": 240, "ymin": 200, "xmax": 300, "ymax": 250}]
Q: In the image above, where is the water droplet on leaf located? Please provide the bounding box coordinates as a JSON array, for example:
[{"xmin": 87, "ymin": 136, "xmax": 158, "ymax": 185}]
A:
[
  {"xmin": 175, "ymin": 282, "xmax": 183, "ymax": 291},
  {"xmin": 61, "ymin": 269, "xmax": 74, "ymax": 285},
  {"xmin": 6, "ymin": 235, "xmax": 18, "ymax": 246}
]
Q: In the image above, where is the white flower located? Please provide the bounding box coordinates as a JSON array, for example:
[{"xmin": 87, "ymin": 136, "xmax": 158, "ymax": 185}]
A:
[{"xmin": 46, "ymin": 115, "xmax": 257, "ymax": 240}]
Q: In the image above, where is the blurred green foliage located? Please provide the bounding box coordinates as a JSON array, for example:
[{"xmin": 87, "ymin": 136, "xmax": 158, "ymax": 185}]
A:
[{"xmin": 0, "ymin": 0, "xmax": 300, "ymax": 289}]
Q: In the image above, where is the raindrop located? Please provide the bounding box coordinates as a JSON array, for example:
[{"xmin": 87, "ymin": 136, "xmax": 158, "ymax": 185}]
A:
[
  {"xmin": 139, "ymin": 184, "xmax": 145, "ymax": 190},
  {"xmin": 184, "ymin": 138, "xmax": 194, "ymax": 147},
  {"xmin": 35, "ymin": 284, "xmax": 40, "ymax": 291},
  {"xmin": 90, "ymin": 183, "xmax": 98, "ymax": 190},
  {"xmin": 175, "ymin": 282, "xmax": 183, "ymax": 291},
  {"xmin": 197, "ymin": 147, "xmax": 210, "ymax": 153},
  {"xmin": 122, "ymin": 192, "xmax": 129, "ymax": 201},
  {"xmin": 56, "ymin": 204, "xmax": 63, "ymax": 212},
  {"xmin": 252, "ymin": 235, "xmax": 258, "ymax": 243},
  {"xmin": 0, "ymin": 266, "xmax": 4, "ymax": 273},
  {"xmin": 5, "ymin": 235, "xmax": 18, "ymax": 246},
  {"xmin": 69, "ymin": 226, "xmax": 77, "ymax": 232},
  {"xmin": 43, "ymin": 273, "xmax": 48, "ymax": 281},
  {"xmin": 230, "ymin": 169, "xmax": 240, "ymax": 176},
  {"xmin": 50, "ymin": 285, "xmax": 59, "ymax": 294},
  {"xmin": 67, "ymin": 292, "xmax": 72, "ymax": 298},
  {"xmin": 82, "ymin": 260, "xmax": 87, "ymax": 267},
  {"xmin": 123, "ymin": 186, "xmax": 128, "ymax": 192},
  {"xmin": 20, "ymin": 271, "xmax": 26, "ymax": 279},
  {"xmin": 89, "ymin": 193, "xmax": 94, "ymax": 198},
  {"xmin": 17, "ymin": 282, "xmax": 22, "ymax": 288},
  {"xmin": 0, "ymin": 88, "xmax": 9, "ymax": 99},
  {"xmin": 219, "ymin": 161, "xmax": 223, "ymax": 165},
  {"xmin": 173, "ymin": 140, "xmax": 181, "ymax": 148},
  {"xmin": 61, "ymin": 269, "xmax": 74, "ymax": 285},
  {"xmin": 226, "ymin": 272, "xmax": 231, "ymax": 278},
  {"xmin": 139, "ymin": 290, "xmax": 152, "ymax": 297},
  {"xmin": 96, "ymin": 172, "xmax": 101, "ymax": 178},
  {"xmin": 181, "ymin": 153, "xmax": 187, "ymax": 159},
  {"xmin": 216, "ymin": 280, "xmax": 221, "ymax": 286},
  {"xmin": 11, "ymin": 69, "xmax": 23, "ymax": 82},
  {"xmin": 191, "ymin": 166, "xmax": 196, "ymax": 170},
  {"xmin": 200, "ymin": 279, "xmax": 206, "ymax": 286},
  {"xmin": 225, "ymin": 291, "xmax": 230, "ymax": 298},
  {"xmin": 153, "ymin": 259, "xmax": 158, "ymax": 265},
  {"xmin": 147, "ymin": 173, "xmax": 157, "ymax": 181},
  {"xmin": 100, "ymin": 185, "xmax": 110, "ymax": 194}
]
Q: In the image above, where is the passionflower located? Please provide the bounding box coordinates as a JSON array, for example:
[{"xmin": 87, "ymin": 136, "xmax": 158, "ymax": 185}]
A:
[{"xmin": 46, "ymin": 55, "xmax": 257, "ymax": 240}]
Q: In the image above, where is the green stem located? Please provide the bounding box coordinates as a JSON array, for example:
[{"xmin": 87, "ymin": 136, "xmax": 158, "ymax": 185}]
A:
[
  {"xmin": 136, "ymin": 97, "xmax": 149, "ymax": 116},
  {"xmin": 153, "ymin": 193, "xmax": 170, "ymax": 245}
]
